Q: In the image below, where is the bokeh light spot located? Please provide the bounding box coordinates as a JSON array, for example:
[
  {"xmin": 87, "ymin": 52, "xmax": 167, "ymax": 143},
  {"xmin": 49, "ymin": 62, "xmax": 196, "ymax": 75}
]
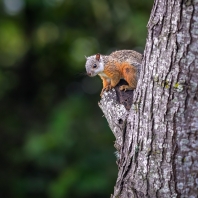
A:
[
  {"xmin": 3, "ymin": 0, "xmax": 24, "ymax": 15},
  {"xmin": 35, "ymin": 22, "xmax": 59, "ymax": 46},
  {"xmin": 0, "ymin": 21, "xmax": 28, "ymax": 67}
]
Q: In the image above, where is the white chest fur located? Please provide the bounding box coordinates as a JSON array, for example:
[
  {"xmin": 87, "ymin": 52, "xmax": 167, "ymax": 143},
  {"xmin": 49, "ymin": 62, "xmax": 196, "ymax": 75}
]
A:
[
  {"xmin": 98, "ymin": 73, "xmax": 111, "ymax": 83},
  {"xmin": 98, "ymin": 73, "xmax": 109, "ymax": 78}
]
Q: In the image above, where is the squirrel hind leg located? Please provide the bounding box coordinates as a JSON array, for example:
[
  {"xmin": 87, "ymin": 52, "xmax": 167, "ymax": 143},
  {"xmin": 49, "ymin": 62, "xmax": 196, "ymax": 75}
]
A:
[
  {"xmin": 119, "ymin": 85, "xmax": 134, "ymax": 91},
  {"xmin": 120, "ymin": 65, "xmax": 137, "ymax": 91}
]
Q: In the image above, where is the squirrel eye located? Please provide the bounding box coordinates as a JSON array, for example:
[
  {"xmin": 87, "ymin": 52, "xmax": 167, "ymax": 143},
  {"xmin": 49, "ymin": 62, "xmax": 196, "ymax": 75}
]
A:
[{"xmin": 93, "ymin": 64, "xmax": 97, "ymax": 68}]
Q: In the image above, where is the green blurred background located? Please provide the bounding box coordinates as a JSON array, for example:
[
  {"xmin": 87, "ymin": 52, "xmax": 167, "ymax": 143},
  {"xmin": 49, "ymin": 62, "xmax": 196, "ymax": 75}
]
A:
[{"xmin": 0, "ymin": 0, "xmax": 153, "ymax": 197}]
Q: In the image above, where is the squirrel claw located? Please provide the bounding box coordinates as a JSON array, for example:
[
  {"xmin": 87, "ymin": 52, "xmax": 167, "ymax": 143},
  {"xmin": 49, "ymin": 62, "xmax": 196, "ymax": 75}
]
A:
[
  {"xmin": 119, "ymin": 86, "xmax": 125, "ymax": 91},
  {"xmin": 100, "ymin": 88, "xmax": 106, "ymax": 96},
  {"xmin": 100, "ymin": 85, "xmax": 113, "ymax": 96}
]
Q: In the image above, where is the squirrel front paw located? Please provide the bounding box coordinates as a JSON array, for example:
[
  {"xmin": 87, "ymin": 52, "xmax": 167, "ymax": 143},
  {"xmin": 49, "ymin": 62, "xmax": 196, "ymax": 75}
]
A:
[{"xmin": 100, "ymin": 85, "xmax": 113, "ymax": 96}]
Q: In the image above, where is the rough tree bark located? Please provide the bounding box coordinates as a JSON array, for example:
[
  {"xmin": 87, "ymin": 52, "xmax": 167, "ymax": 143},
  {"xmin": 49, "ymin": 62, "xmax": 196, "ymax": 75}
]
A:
[{"xmin": 99, "ymin": 0, "xmax": 198, "ymax": 197}]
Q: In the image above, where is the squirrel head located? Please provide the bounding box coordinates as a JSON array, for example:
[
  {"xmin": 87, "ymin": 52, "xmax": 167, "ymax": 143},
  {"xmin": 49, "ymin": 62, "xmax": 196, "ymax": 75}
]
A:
[{"xmin": 85, "ymin": 53, "xmax": 104, "ymax": 77}]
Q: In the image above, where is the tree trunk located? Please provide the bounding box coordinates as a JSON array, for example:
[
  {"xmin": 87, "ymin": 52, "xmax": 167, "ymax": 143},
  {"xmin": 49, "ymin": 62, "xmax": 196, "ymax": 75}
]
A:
[{"xmin": 99, "ymin": 0, "xmax": 198, "ymax": 197}]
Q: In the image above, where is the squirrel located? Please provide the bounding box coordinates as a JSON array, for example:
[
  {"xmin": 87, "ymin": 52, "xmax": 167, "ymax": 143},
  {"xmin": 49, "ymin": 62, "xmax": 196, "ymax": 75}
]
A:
[{"xmin": 85, "ymin": 50, "xmax": 142, "ymax": 96}]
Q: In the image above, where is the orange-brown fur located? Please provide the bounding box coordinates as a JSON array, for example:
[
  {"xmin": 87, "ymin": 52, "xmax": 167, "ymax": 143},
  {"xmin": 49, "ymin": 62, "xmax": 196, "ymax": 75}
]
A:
[{"xmin": 100, "ymin": 61, "xmax": 137, "ymax": 95}]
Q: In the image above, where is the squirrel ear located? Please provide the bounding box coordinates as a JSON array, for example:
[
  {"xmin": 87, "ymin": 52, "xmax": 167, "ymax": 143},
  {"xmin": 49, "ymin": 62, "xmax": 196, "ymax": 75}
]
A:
[
  {"xmin": 85, "ymin": 55, "xmax": 87, "ymax": 60},
  {"xmin": 96, "ymin": 53, "xmax": 100, "ymax": 61}
]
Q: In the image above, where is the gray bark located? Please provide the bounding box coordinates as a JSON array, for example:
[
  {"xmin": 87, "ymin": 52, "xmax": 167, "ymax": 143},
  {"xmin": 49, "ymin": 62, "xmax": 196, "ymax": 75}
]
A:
[{"xmin": 99, "ymin": 0, "xmax": 198, "ymax": 197}]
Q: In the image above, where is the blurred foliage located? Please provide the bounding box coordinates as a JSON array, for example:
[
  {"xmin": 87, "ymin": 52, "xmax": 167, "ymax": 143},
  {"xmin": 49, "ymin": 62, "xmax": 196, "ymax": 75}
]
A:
[{"xmin": 0, "ymin": 0, "xmax": 153, "ymax": 197}]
